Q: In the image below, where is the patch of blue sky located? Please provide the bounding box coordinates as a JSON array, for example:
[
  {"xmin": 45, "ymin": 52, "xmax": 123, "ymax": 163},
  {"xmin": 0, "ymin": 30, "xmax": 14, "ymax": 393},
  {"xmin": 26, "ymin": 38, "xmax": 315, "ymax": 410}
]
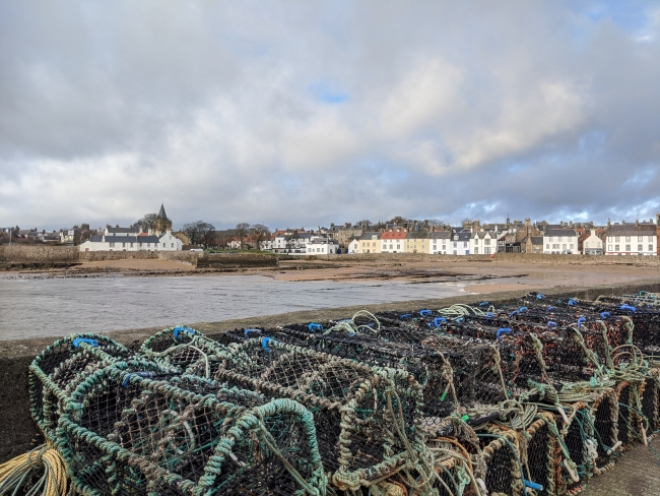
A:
[
  {"xmin": 623, "ymin": 166, "xmax": 656, "ymax": 186},
  {"xmin": 569, "ymin": 1, "xmax": 653, "ymax": 34},
  {"xmin": 578, "ymin": 130, "xmax": 606, "ymax": 152},
  {"xmin": 308, "ymin": 82, "xmax": 349, "ymax": 105}
]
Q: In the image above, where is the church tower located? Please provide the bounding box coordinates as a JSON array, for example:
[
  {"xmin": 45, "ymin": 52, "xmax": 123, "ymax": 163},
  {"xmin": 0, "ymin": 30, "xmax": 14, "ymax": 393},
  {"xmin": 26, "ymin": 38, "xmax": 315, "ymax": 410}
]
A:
[{"xmin": 153, "ymin": 204, "xmax": 172, "ymax": 235}]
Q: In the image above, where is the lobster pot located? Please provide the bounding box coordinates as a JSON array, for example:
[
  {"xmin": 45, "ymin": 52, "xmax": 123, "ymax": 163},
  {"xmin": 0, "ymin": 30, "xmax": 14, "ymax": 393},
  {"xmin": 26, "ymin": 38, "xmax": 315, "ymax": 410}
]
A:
[
  {"xmin": 186, "ymin": 338, "xmax": 426, "ymax": 492},
  {"xmin": 524, "ymin": 413, "xmax": 559, "ymax": 496},
  {"xmin": 28, "ymin": 334, "xmax": 133, "ymax": 441},
  {"xmin": 57, "ymin": 366, "xmax": 327, "ymax": 496},
  {"xmin": 641, "ymin": 369, "xmax": 660, "ymax": 438},
  {"xmin": 139, "ymin": 326, "xmax": 227, "ymax": 372},
  {"xmin": 615, "ymin": 380, "xmax": 643, "ymax": 447},
  {"xmin": 592, "ymin": 389, "xmax": 619, "ymax": 474},
  {"xmin": 629, "ymin": 315, "xmax": 660, "ymax": 356},
  {"xmin": 258, "ymin": 325, "xmax": 461, "ymax": 418},
  {"xmin": 558, "ymin": 402, "xmax": 597, "ymax": 494},
  {"xmin": 479, "ymin": 429, "xmax": 524, "ymax": 496},
  {"xmin": 421, "ymin": 335, "xmax": 509, "ymax": 416},
  {"xmin": 426, "ymin": 440, "xmax": 479, "ymax": 496}
]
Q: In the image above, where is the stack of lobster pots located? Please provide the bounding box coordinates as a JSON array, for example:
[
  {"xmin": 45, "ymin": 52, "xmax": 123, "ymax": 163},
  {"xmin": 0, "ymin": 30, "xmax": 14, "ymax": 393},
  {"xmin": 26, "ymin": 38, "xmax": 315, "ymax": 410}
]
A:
[{"xmin": 26, "ymin": 290, "xmax": 660, "ymax": 496}]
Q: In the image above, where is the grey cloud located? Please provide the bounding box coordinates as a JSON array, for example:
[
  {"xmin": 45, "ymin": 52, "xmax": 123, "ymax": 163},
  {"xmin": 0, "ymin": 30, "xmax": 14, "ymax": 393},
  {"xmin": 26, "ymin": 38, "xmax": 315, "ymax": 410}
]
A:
[{"xmin": 0, "ymin": 1, "xmax": 659, "ymax": 230}]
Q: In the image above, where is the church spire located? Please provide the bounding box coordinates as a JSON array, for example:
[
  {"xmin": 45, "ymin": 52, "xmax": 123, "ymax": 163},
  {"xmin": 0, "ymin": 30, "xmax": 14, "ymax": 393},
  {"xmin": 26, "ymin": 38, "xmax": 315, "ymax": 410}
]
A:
[{"xmin": 157, "ymin": 203, "xmax": 169, "ymax": 221}]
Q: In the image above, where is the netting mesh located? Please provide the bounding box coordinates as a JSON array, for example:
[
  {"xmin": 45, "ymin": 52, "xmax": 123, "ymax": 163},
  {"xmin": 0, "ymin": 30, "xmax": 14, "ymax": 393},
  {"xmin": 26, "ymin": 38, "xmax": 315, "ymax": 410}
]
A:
[
  {"xmin": 185, "ymin": 338, "xmax": 426, "ymax": 490},
  {"xmin": 57, "ymin": 364, "xmax": 326, "ymax": 495},
  {"xmin": 20, "ymin": 289, "xmax": 660, "ymax": 496}
]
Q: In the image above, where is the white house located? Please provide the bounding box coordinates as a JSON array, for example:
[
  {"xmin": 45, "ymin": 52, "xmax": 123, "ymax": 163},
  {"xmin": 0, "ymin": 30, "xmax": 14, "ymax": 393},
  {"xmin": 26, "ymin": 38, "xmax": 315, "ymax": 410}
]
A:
[
  {"xmin": 542, "ymin": 229, "xmax": 579, "ymax": 254},
  {"xmin": 449, "ymin": 231, "xmax": 472, "ymax": 255},
  {"xmin": 605, "ymin": 224, "xmax": 657, "ymax": 256},
  {"xmin": 429, "ymin": 231, "xmax": 452, "ymax": 254},
  {"xmin": 79, "ymin": 227, "xmax": 182, "ymax": 252},
  {"xmin": 471, "ymin": 231, "xmax": 497, "ymax": 255},
  {"xmin": 380, "ymin": 228, "xmax": 407, "ymax": 253},
  {"xmin": 303, "ymin": 237, "xmax": 339, "ymax": 255},
  {"xmin": 582, "ymin": 230, "xmax": 604, "ymax": 255},
  {"xmin": 348, "ymin": 238, "xmax": 360, "ymax": 254},
  {"xmin": 270, "ymin": 230, "xmax": 311, "ymax": 254}
]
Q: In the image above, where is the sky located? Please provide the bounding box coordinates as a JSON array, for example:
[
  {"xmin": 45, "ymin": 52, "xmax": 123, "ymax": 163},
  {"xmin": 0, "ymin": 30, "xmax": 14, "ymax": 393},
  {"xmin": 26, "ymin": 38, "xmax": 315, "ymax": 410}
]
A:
[{"xmin": 1, "ymin": 1, "xmax": 659, "ymax": 231}]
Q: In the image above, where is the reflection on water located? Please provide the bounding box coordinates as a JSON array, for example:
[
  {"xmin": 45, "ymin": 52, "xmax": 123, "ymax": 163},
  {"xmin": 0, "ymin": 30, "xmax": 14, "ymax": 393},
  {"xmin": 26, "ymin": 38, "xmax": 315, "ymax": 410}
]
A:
[{"xmin": 0, "ymin": 275, "xmax": 468, "ymax": 340}]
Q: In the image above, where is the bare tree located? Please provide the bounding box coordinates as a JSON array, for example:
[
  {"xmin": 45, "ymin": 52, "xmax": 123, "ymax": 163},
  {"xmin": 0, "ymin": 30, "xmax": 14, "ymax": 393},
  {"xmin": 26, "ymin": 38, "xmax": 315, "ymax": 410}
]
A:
[
  {"xmin": 135, "ymin": 213, "xmax": 158, "ymax": 231},
  {"xmin": 235, "ymin": 223, "xmax": 250, "ymax": 249},
  {"xmin": 182, "ymin": 221, "xmax": 216, "ymax": 248},
  {"xmin": 251, "ymin": 224, "xmax": 271, "ymax": 251}
]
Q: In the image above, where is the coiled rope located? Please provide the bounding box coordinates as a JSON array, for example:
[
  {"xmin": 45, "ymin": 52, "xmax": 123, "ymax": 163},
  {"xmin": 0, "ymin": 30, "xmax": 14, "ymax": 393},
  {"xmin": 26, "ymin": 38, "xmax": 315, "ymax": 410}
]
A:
[{"xmin": 0, "ymin": 444, "xmax": 68, "ymax": 496}]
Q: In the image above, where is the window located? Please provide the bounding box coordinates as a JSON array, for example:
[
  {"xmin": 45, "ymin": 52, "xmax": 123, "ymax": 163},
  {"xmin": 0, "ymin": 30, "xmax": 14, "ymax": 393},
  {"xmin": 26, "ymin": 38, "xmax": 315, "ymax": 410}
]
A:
[
  {"xmin": 453, "ymin": 250, "xmax": 457, "ymax": 255},
  {"xmin": 615, "ymin": 236, "xmax": 620, "ymax": 242},
  {"xmin": 474, "ymin": 247, "xmax": 479, "ymax": 254},
  {"xmin": 615, "ymin": 245, "xmax": 620, "ymax": 251},
  {"xmin": 453, "ymin": 242, "xmax": 457, "ymax": 248},
  {"xmin": 474, "ymin": 239, "xmax": 479, "ymax": 244},
  {"xmin": 638, "ymin": 245, "xmax": 643, "ymax": 252},
  {"xmin": 397, "ymin": 244, "xmax": 400, "ymax": 249},
  {"xmin": 638, "ymin": 236, "xmax": 643, "ymax": 242},
  {"xmin": 546, "ymin": 244, "xmax": 550, "ymax": 249},
  {"xmin": 626, "ymin": 245, "xmax": 631, "ymax": 251},
  {"xmin": 558, "ymin": 236, "xmax": 563, "ymax": 242},
  {"xmin": 625, "ymin": 236, "xmax": 631, "ymax": 242},
  {"xmin": 569, "ymin": 244, "xmax": 573, "ymax": 249},
  {"xmin": 163, "ymin": 243, "xmax": 165, "ymax": 247},
  {"xmin": 650, "ymin": 245, "xmax": 654, "ymax": 252},
  {"xmin": 130, "ymin": 243, "xmax": 133, "ymax": 247},
  {"xmin": 649, "ymin": 236, "xmax": 654, "ymax": 242},
  {"xmin": 485, "ymin": 239, "xmax": 491, "ymax": 245},
  {"xmin": 608, "ymin": 245, "xmax": 612, "ymax": 251},
  {"xmin": 485, "ymin": 248, "xmax": 491, "ymax": 254},
  {"xmin": 122, "ymin": 242, "xmax": 126, "ymax": 247},
  {"xmin": 463, "ymin": 242, "xmax": 468, "ymax": 248},
  {"xmin": 553, "ymin": 244, "xmax": 559, "ymax": 249},
  {"xmin": 109, "ymin": 242, "xmax": 115, "ymax": 247},
  {"xmin": 171, "ymin": 243, "xmax": 174, "ymax": 248}
]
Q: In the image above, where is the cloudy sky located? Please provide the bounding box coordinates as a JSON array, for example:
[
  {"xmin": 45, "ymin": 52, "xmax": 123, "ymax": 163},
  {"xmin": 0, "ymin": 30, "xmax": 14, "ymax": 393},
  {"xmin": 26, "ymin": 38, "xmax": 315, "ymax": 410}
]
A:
[{"xmin": 1, "ymin": 1, "xmax": 659, "ymax": 231}]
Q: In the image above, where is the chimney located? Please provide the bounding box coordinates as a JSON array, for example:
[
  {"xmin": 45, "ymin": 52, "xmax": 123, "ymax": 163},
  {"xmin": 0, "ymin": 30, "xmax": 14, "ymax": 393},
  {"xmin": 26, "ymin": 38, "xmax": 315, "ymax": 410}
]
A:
[
  {"xmin": 607, "ymin": 218, "xmax": 611, "ymax": 227},
  {"xmin": 636, "ymin": 219, "xmax": 639, "ymax": 227},
  {"xmin": 622, "ymin": 220, "xmax": 626, "ymax": 225}
]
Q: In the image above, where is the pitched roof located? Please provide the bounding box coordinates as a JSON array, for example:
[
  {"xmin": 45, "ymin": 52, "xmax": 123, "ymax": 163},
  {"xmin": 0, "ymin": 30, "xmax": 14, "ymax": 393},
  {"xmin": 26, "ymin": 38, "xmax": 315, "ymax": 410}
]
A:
[
  {"xmin": 380, "ymin": 230, "xmax": 407, "ymax": 240},
  {"xmin": 406, "ymin": 231, "xmax": 430, "ymax": 240},
  {"xmin": 544, "ymin": 229, "xmax": 577, "ymax": 237},
  {"xmin": 360, "ymin": 232, "xmax": 380, "ymax": 240},
  {"xmin": 606, "ymin": 224, "xmax": 657, "ymax": 237},
  {"xmin": 429, "ymin": 231, "xmax": 452, "ymax": 240}
]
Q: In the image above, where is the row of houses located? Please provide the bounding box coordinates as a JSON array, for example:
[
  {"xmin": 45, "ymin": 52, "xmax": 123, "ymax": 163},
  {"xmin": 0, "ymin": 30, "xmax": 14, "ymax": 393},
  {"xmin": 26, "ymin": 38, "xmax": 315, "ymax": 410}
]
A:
[{"xmin": 341, "ymin": 221, "xmax": 659, "ymax": 256}]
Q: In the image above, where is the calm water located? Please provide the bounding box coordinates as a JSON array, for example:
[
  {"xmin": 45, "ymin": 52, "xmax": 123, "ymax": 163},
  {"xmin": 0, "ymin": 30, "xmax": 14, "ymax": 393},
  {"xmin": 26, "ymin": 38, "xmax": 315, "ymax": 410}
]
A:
[{"xmin": 0, "ymin": 275, "xmax": 468, "ymax": 340}]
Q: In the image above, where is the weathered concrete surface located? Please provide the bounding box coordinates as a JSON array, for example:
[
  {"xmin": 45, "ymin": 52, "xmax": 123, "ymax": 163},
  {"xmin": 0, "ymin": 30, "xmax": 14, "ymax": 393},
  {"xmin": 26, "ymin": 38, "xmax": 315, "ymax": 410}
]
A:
[
  {"xmin": 2, "ymin": 277, "xmax": 660, "ymax": 486},
  {"xmin": 584, "ymin": 438, "xmax": 660, "ymax": 496}
]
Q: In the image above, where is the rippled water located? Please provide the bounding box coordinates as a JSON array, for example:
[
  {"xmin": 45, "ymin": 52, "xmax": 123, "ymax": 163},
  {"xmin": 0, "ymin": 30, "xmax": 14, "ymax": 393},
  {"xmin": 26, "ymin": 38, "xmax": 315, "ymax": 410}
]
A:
[{"xmin": 0, "ymin": 275, "xmax": 468, "ymax": 340}]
